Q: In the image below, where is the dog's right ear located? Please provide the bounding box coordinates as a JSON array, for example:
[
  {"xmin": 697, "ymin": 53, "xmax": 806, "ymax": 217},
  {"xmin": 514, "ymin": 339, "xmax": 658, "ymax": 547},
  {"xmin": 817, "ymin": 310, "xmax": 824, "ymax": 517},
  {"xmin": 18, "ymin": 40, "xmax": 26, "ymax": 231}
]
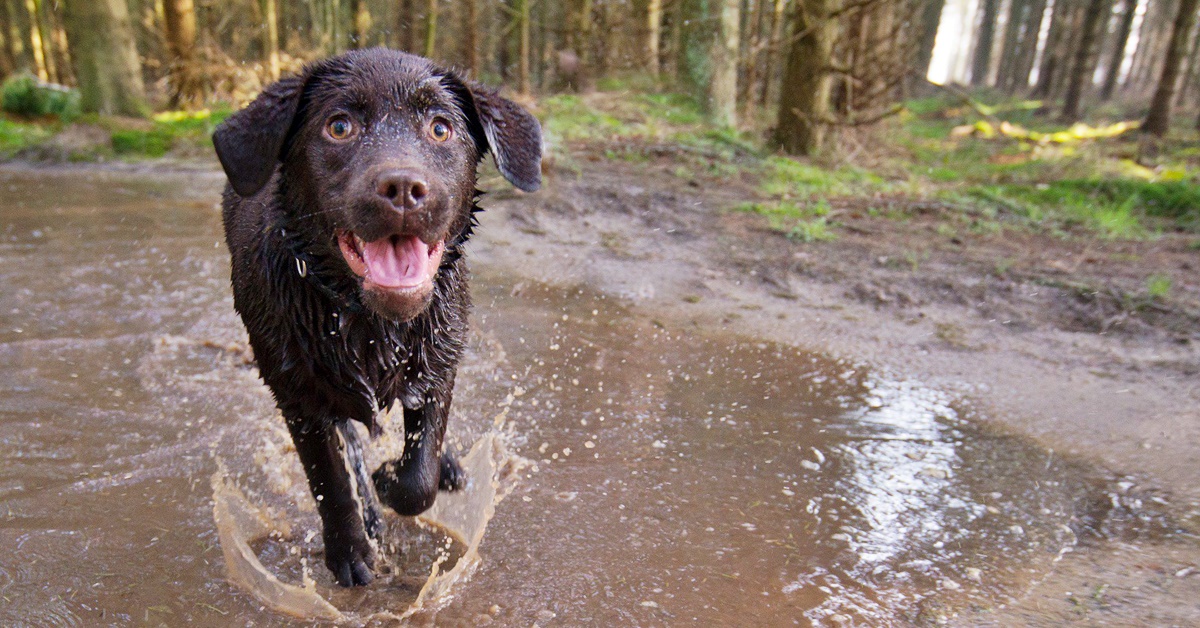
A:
[{"xmin": 212, "ymin": 77, "xmax": 304, "ymax": 197}]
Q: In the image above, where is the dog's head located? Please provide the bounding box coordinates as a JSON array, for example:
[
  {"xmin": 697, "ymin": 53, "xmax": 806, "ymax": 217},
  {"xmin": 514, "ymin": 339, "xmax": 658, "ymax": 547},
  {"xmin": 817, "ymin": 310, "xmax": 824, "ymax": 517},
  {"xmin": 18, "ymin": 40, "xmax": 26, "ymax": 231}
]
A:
[{"xmin": 213, "ymin": 48, "xmax": 541, "ymax": 321}]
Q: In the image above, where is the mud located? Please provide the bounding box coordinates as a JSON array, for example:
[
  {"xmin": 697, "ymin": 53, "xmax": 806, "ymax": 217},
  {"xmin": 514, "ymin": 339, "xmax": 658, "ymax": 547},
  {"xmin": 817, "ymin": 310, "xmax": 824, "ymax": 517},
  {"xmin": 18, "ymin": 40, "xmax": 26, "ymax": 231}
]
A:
[{"xmin": 0, "ymin": 162, "xmax": 1197, "ymax": 625}]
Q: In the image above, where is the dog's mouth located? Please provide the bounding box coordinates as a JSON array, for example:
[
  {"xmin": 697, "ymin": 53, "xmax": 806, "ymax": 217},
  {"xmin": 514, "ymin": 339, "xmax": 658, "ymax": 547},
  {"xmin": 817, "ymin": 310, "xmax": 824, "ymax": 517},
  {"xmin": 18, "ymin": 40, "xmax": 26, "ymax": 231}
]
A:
[{"xmin": 337, "ymin": 230, "xmax": 445, "ymax": 293}]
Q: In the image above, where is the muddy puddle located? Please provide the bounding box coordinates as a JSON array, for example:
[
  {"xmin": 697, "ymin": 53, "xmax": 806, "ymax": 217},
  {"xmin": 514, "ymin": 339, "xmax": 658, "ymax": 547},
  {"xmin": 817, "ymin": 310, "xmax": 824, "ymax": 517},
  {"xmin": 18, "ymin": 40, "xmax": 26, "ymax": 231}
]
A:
[{"xmin": 0, "ymin": 167, "xmax": 1164, "ymax": 625}]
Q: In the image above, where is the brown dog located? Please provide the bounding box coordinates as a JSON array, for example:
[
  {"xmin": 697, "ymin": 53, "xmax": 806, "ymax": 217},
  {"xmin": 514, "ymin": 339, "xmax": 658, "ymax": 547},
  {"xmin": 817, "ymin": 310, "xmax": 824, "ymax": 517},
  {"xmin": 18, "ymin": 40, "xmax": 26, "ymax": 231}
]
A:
[{"xmin": 212, "ymin": 48, "xmax": 541, "ymax": 586}]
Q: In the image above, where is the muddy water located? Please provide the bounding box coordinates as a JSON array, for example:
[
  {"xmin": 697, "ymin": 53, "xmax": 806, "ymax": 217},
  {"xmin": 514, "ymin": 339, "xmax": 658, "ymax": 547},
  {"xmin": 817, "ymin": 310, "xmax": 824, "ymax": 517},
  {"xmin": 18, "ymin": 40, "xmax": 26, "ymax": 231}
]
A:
[{"xmin": 0, "ymin": 166, "xmax": 1130, "ymax": 625}]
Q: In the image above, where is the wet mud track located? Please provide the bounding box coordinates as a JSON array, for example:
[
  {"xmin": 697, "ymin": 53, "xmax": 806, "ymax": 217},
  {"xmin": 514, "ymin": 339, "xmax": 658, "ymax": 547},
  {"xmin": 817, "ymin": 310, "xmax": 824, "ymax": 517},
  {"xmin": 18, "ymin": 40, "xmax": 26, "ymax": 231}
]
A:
[{"xmin": 0, "ymin": 165, "xmax": 1193, "ymax": 625}]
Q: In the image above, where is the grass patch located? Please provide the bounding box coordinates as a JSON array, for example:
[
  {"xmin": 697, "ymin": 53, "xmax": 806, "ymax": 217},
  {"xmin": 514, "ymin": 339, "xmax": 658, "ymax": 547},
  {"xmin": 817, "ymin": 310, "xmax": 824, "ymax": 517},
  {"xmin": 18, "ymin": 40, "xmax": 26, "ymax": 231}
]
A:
[
  {"xmin": 1, "ymin": 106, "xmax": 231, "ymax": 161},
  {"xmin": 1145, "ymin": 274, "xmax": 1172, "ymax": 299},
  {"xmin": 964, "ymin": 179, "xmax": 1200, "ymax": 236},
  {"xmin": 735, "ymin": 200, "xmax": 837, "ymax": 242},
  {"xmin": 0, "ymin": 116, "xmax": 56, "ymax": 156},
  {"xmin": 761, "ymin": 156, "xmax": 883, "ymax": 199}
]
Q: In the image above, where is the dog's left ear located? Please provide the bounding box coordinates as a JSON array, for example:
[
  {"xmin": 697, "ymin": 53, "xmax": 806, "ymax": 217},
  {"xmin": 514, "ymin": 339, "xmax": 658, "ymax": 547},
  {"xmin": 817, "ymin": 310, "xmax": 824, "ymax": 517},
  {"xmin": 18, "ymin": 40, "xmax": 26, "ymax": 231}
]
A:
[
  {"xmin": 212, "ymin": 76, "xmax": 305, "ymax": 197},
  {"xmin": 444, "ymin": 73, "xmax": 543, "ymax": 193}
]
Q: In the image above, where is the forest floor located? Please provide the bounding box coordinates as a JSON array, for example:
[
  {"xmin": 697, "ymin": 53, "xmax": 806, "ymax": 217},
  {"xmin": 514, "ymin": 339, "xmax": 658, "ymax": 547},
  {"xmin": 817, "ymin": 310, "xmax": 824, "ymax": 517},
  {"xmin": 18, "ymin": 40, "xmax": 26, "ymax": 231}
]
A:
[
  {"xmin": 4, "ymin": 89, "xmax": 1200, "ymax": 624},
  {"xmin": 479, "ymin": 92, "xmax": 1200, "ymax": 625}
]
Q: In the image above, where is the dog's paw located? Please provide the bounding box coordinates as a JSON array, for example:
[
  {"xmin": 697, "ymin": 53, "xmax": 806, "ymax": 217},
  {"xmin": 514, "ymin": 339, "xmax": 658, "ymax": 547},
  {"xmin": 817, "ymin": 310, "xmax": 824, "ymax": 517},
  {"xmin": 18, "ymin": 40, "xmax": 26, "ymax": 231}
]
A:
[
  {"xmin": 372, "ymin": 461, "xmax": 437, "ymax": 516},
  {"xmin": 324, "ymin": 534, "xmax": 375, "ymax": 587},
  {"xmin": 439, "ymin": 452, "xmax": 467, "ymax": 492}
]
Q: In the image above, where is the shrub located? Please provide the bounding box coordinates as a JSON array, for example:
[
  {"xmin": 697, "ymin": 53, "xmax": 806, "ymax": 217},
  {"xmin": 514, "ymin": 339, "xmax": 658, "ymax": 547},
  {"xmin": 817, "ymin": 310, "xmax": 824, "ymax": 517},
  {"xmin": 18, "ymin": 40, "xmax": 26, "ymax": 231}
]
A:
[{"xmin": 1, "ymin": 74, "xmax": 81, "ymax": 120}]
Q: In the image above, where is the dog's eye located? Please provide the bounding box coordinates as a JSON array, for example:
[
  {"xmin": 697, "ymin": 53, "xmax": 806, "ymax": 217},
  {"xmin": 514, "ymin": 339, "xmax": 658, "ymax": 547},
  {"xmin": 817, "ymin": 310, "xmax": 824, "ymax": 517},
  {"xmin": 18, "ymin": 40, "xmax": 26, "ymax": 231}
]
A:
[
  {"xmin": 327, "ymin": 117, "xmax": 354, "ymax": 140},
  {"xmin": 429, "ymin": 119, "xmax": 452, "ymax": 142}
]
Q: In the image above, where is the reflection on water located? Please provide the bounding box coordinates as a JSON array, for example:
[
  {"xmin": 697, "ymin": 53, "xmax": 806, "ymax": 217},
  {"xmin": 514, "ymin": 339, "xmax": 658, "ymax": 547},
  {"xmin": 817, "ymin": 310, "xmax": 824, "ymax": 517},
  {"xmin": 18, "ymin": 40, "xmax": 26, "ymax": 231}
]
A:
[{"xmin": 0, "ymin": 166, "xmax": 1132, "ymax": 625}]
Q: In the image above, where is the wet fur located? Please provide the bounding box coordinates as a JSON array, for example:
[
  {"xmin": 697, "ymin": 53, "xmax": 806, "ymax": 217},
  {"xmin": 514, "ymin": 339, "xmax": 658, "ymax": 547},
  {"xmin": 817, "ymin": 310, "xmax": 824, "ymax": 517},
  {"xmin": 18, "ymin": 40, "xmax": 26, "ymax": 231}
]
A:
[{"xmin": 213, "ymin": 49, "xmax": 541, "ymax": 586}]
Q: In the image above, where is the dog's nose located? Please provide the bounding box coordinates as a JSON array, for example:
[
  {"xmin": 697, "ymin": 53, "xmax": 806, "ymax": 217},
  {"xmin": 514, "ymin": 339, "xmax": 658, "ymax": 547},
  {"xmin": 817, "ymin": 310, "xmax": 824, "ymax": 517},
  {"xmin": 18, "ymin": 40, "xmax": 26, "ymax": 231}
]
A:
[{"xmin": 375, "ymin": 170, "xmax": 428, "ymax": 210}]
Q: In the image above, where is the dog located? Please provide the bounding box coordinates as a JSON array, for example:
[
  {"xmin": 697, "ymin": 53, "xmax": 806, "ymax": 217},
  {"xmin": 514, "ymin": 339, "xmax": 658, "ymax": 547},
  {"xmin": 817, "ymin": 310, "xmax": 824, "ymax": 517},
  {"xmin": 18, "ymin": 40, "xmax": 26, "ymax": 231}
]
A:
[{"xmin": 212, "ymin": 48, "xmax": 541, "ymax": 587}]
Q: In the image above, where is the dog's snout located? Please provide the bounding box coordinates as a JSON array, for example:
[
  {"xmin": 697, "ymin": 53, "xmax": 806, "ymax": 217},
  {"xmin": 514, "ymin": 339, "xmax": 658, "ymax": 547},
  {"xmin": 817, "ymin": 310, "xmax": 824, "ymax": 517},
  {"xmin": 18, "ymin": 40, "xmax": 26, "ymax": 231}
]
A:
[{"xmin": 375, "ymin": 170, "xmax": 429, "ymax": 210}]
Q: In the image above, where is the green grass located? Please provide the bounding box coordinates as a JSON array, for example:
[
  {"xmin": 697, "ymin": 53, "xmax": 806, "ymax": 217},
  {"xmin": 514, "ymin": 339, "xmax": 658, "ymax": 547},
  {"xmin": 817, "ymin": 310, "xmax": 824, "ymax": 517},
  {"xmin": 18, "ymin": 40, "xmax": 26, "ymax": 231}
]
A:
[
  {"xmin": 0, "ymin": 116, "xmax": 56, "ymax": 156},
  {"xmin": 962, "ymin": 179, "xmax": 1200, "ymax": 236},
  {"xmin": 761, "ymin": 156, "xmax": 885, "ymax": 199},
  {"xmin": 0, "ymin": 107, "xmax": 231, "ymax": 161},
  {"xmin": 541, "ymin": 87, "xmax": 1198, "ymax": 239},
  {"xmin": 734, "ymin": 200, "xmax": 837, "ymax": 242}
]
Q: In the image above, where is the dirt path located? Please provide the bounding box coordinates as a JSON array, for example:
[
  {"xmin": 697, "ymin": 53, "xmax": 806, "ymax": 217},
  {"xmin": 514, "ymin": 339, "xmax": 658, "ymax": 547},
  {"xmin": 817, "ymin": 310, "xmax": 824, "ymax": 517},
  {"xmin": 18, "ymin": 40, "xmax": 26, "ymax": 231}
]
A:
[{"xmin": 471, "ymin": 159, "xmax": 1200, "ymax": 625}]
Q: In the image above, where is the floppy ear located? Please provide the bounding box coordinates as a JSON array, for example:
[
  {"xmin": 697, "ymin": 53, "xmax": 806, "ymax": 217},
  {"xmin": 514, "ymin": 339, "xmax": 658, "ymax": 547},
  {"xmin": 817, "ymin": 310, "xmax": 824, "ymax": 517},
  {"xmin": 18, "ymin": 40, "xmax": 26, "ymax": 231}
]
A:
[
  {"xmin": 446, "ymin": 76, "xmax": 543, "ymax": 192},
  {"xmin": 212, "ymin": 77, "xmax": 304, "ymax": 197}
]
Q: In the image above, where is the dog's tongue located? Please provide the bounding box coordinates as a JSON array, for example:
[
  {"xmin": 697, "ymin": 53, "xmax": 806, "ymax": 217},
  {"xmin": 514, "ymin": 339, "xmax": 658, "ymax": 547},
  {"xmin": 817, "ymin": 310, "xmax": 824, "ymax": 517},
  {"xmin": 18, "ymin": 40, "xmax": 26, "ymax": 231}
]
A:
[{"xmin": 361, "ymin": 235, "xmax": 429, "ymax": 288}]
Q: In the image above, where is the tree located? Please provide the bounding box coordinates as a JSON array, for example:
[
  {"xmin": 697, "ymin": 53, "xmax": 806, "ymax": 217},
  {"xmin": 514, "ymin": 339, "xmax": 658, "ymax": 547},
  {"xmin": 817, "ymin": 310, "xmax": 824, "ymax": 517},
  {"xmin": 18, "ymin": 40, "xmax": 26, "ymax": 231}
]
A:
[
  {"xmin": 2, "ymin": 0, "xmax": 29, "ymax": 76},
  {"xmin": 1033, "ymin": 0, "xmax": 1078, "ymax": 98},
  {"xmin": 352, "ymin": 0, "xmax": 371, "ymax": 48},
  {"xmin": 1061, "ymin": 0, "xmax": 1111, "ymax": 120},
  {"xmin": 648, "ymin": 0, "xmax": 663, "ymax": 80},
  {"xmin": 1000, "ymin": 0, "xmax": 1048, "ymax": 92},
  {"xmin": 461, "ymin": 0, "xmax": 479, "ymax": 76},
  {"xmin": 263, "ymin": 0, "xmax": 281, "ymax": 80},
  {"xmin": 774, "ymin": 0, "xmax": 835, "ymax": 154},
  {"xmin": 424, "ymin": 0, "xmax": 438, "ymax": 58},
  {"xmin": 971, "ymin": 0, "xmax": 1001, "ymax": 85},
  {"xmin": 0, "ymin": 0, "xmax": 16, "ymax": 76},
  {"xmin": 22, "ymin": 0, "xmax": 47, "ymax": 81},
  {"xmin": 514, "ymin": 0, "xmax": 530, "ymax": 94},
  {"xmin": 710, "ymin": 0, "xmax": 740, "ymax": 126},
  {"xmin": 913, "ymin": 0, "xmax": 946, "ymax": 84},
  {"xmin": 61, "ymin": 0, "xmax": 146, "ymax": 116},
  {"xmin": 163, "ymin": 0, "xmax": 204, "ymax": 106},
  {"xmin": 758, "ymin": 0, "xmax": 789, "ymax": 107},
  {"xmin": 1099, "ymin": 0, "xmax": 1137, "ymax": 100},
  {"xmin": 1142, "ymin": 0, "xmax": 1199, "ymax": 136}
]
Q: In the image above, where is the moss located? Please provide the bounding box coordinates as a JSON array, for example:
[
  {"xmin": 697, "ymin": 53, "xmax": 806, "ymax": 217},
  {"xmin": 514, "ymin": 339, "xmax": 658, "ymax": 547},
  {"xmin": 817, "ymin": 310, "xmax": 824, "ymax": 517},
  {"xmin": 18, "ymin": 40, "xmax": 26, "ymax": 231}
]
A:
[{"xmin": 0, "ymin": 116, "xmax": 56, "ymax": 156}]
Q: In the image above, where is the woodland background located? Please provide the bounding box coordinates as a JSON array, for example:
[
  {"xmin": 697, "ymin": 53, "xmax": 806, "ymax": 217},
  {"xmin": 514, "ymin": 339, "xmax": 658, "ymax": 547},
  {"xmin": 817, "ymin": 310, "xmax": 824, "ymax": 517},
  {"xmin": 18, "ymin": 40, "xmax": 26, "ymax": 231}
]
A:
[{"xmin": 0, "ymin": 0, "xmax": 1198, "ymax": 247}]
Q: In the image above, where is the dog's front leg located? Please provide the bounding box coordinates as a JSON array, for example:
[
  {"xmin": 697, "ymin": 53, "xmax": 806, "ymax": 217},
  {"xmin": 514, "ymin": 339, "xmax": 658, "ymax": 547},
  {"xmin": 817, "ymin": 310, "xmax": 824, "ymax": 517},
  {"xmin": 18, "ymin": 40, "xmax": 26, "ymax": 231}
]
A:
[
  {"xmin": 372, "ymin": 381, "xmax": 465, "ymax": 516},
  {"xmin": 285, "ymin": 416, "xmax": 376, "ymax": 587}
]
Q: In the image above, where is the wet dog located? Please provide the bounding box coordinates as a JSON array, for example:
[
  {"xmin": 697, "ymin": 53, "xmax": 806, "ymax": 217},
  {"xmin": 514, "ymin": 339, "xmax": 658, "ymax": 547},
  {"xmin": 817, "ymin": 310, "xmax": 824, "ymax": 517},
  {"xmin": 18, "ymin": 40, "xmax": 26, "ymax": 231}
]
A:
[{"xmin": 212, "ymin": 48, "xmax": 541, "ymax": 586}]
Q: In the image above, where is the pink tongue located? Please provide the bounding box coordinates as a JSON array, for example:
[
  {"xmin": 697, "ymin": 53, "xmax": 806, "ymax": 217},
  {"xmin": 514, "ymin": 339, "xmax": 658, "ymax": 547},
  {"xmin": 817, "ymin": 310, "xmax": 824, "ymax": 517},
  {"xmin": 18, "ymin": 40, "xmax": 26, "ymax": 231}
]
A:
[{"xmin": 361, "ymin": 235, "xmax": 429, "ymax": 288}]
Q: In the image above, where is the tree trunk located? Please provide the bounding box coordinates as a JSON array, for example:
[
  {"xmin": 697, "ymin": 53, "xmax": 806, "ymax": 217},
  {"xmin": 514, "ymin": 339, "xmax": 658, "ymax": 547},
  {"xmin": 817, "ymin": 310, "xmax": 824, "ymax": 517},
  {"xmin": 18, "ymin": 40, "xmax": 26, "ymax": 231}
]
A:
[
  {"xmin": 1176, "ymin": 21, "xmax": 1200, "ymax": 106},
  {"xmin": 263, "ymin": 0, "xmax": 281, "ymax": 79},
  {"xmin": 424, "ymin": 0, "xmax": 437, "ymax": 58},
  {"xmin": 398, "ymin": 0, "xmax": 417, "ymax": 52},
  {"xmin": 1142, "ymin": 0, "xmax": 1199, "ymax": 136},
  {"xmin": 1033, "ymin": 0, "xmax": 1076, "ymax": 97},
  {"xmin": 758, "ymin": 0, "xmax": 788, "ymax": 106},
  {"xmin": 352, "ymin": 0, "xmax": 370, "ymax": 48},
  {"xmin": 971, "ymin": 0, "xmax": 1001, "ymax": 85},
  {"xmin": 740, "ymin": 0, "xmax": 766, "ymax": 113},
  {"xmin": 515, "ymin": 0, "xmax": 529, "ymax": 93},
  {"xmin": 163, "ymin": 0, "xmax": 203, "ymax": 107},
  {"xmin": 61, "ymin": 0, "xmax": 147, "ymax": 116},
  {"xmin": 329, "ymin": 0, "xmax": 342, "ymax": 53},
  {"xmin": 1007, "ymin": 0, "xmax": 1047, "ymax": 91},
  {"xmin": 1128, "ymin": 0, "xmax": 1178, "ymax": 94},
  {"xmin": 3, "ymin": 0, "xmax": 28, "ymax": 74},
  {"xmin": 774, "ymin": 0, "xmax": 834, "ymax": 155},
  {"xmin": 1099, "ymin": 0, "xmax": 1137, "ymax": 99},
  {"xmin": 0, "ymin": 0, "xmax": 12, "ymax": 77},
  {"xmin": 23, "ymin": 0, "xmax": 46, "ymax": 80},
  {"xmin": 462, "ymin": 0, "xmax": 478, "ymax": 76},
  {"xmin": 648, "ymin": 0, "xmax": 663, "ymax": 80},
  {"xmin": 46, "ymin": 3, "xmax": 72, "ymax": 85},
  {"xmin": 995, "ymin": 0, "xmax": 1028, "ymax": 89},
  {"xmin": 1061, "ymin": 0, "xmax": 1109, "ymax": 119},
  {"xmin": 913, "ymin": 0, "xmax": 946, "ymax": 84},
  {"xmin": 709, "ymin": 0, "xmax": 740, "ymax": 126}
]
